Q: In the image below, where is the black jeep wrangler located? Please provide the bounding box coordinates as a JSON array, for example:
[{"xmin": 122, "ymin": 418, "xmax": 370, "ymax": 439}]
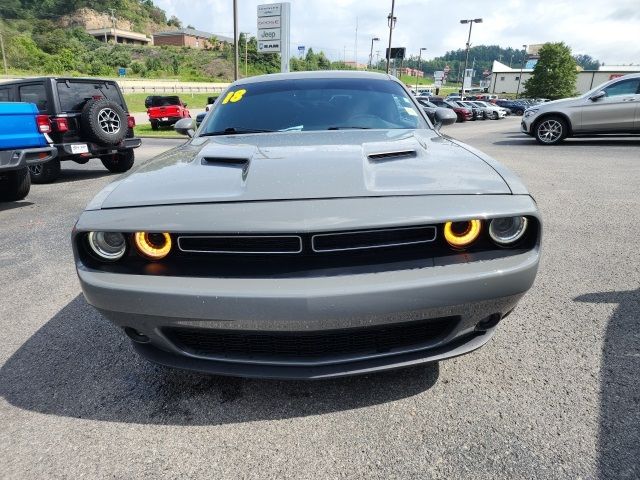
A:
[{"xmin": 0, "ymin": 77, "xmax": 141, "ymax": 183}]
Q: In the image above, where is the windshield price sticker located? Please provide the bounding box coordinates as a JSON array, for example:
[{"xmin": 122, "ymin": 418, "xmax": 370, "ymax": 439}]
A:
[{"xmin": 221, "ymin": 89, "xmax": 247, "ymax": 105}]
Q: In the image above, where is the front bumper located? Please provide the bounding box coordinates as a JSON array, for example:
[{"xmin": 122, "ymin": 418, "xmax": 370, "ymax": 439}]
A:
[
  {"xmin": 0, "ymin": 146, "xmax": 57, "ymax": 172},
  {"xmin": 521, "ymin": 115, "xmax": 535, "ymax": 135},
  {"xmin": 78, "ymin": 248, "xmax": 539, "ymax": 378}
]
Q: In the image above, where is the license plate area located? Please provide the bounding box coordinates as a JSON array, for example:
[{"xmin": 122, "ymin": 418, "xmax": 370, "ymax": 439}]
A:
[{"xmin": 70, "ymin": 144, "xmax": 89, "ymax": 154}]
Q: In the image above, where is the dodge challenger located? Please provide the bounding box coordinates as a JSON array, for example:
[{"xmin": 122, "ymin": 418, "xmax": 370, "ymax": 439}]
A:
[{"xmin": 73, "ymin": 71, "xmax": 541, "ymax": 379}]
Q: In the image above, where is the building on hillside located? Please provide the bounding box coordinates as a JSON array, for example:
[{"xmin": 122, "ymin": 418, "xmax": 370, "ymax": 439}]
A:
[
  {"xmin": 488, "ymin": 60, "xmax": 640, "ymax": 95},
  {"xmin": 152, "ymin": 28, "xmax": 232, "ymax": 49},
  {"xmin": 86, "ymin": 28, "xmax": 151, "ymax": 45},
  {"xmin": 397, "ymin": 67, "xmax": 424, "ymax": 78}
]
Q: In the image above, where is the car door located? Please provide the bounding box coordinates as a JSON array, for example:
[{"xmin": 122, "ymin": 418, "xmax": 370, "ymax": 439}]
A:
[{"xmin": 579, "ymin": 78, "xmax": 640, "ymax": 132}]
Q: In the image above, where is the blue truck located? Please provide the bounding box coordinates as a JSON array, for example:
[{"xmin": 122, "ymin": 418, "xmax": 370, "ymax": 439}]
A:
[{"xmin": 0, "ymin": 102, "xmax": 57, "ymax": 201}]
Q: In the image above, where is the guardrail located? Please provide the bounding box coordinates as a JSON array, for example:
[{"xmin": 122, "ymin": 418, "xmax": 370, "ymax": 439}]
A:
[{"xmin": 120, "ymin": 85, "xmax": 227, "ymax": 94}]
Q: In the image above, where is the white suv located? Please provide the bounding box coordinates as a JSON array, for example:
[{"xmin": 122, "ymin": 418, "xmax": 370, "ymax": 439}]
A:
[{"xmin": 521, "ymin": 73, "xmax": 640, "ymax": 145}]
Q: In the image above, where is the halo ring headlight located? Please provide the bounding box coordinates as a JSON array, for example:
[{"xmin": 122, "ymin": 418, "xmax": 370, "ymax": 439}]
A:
[
  {"xmin": 134, "ymin": 232, "xmax": 172, "ymax": 260},
  {"xmin": 444, "ymin": 220, "xmax": 482, "ymax": 249},
  {"xmin": 489, "ymin": 217, "xmax": 528, "ymax": 246},
  {"xmin": 87, "ymin": 231, "xmax": 126, "ymax": 261}
]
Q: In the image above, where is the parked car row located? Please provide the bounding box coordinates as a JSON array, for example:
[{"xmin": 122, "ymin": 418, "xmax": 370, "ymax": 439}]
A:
[{"xmin": 418, "ymin": 97, "xmax": 508, "ymax": 122}]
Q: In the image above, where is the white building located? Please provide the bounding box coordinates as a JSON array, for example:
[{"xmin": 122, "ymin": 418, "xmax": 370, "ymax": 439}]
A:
[{"xmin": 488, "ymin": 61, "xmax": 640, "ymax": 95}]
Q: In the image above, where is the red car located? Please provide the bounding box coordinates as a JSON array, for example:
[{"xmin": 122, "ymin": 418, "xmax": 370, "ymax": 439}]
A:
[
  {"xmin": 146, "ymin": 96, "xmax": 190, "ymax": 130},
  {"xmin": 429, "ymin": 98, "xmax": 473, "ymax": 122}
]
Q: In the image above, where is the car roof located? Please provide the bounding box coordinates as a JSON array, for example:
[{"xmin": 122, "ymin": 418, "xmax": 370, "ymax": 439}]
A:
[
  {"xmin": 231, "ymin": 70, "xmax": 398, "ymax": 86},
  {"xmin": 0, "ymin": 76, "xmax": 119, "ymax": 85}
]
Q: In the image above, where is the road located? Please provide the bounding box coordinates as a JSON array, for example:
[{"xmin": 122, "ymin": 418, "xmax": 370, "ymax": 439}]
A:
[{"xmin": 1, "ymin": 118, "xmax": 639, "ymax": 479}]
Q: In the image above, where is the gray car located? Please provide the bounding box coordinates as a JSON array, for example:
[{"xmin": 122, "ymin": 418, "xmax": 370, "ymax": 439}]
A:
[
  {"xmin": 73, "ymin": 71, "xmax": 541, "ymax": 379},
  {"xmin": 521, "ymin": 73, "xmax": 640, "ymax": 144}
]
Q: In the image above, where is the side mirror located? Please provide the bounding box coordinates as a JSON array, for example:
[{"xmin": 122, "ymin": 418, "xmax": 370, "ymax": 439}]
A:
[
  {"xmin": 174, "ymin": 118, "xmax": 196, "ymax": 137},
  {"xmin": 589, "ymin": 90, "xmax": 606, "ymax": 101},
  {"xmin": 183, "ymin": 103, "xmax": 188, "ymax": 107},
  {"xmin": 434, "ymin": 107, "xmax": 457, "ymax": 130}
]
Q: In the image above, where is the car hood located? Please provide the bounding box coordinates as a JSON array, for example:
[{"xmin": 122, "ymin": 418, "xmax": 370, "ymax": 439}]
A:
[{"xmin": 96, "ymin": 129, "xmax": 511, "ymax": 209}]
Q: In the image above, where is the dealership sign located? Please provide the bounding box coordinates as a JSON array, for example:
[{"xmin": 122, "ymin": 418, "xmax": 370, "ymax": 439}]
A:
[{"xmin": 257, "ymin": 3, "xmax": 291, "ymax": 72}]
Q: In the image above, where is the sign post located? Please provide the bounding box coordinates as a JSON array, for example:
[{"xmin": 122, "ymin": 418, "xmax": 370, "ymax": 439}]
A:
[{"xmin": 257, "ymin": 3, "xmax": 290, "ymax": 73}]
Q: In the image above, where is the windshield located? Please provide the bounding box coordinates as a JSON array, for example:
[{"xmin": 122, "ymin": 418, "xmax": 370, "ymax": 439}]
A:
[
  {"xmin": 149, "ymin": 96, "xmax": 181, "ymax": 107},
  {"xmin": 200, "ymin": 77, "xmax": 428, "ymax": 134}
]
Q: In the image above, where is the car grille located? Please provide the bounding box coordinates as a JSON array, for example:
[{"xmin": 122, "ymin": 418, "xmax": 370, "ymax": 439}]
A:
[
  {"xmin": 164, "ymin": 316, "xmax": 458, "ymax": 362},
  {"xmin": 177, "ymin": 226, "xmax": 437, "ymax": 255},
  {"xmin": 178, "ymin": 235, "xmax": 302, "ymax": 254}
]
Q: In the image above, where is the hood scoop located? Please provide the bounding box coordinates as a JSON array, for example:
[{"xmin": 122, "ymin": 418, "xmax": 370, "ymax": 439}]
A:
[{"xmin": 367, "ymin": 150, "xmax": 417, "ymax": 162}]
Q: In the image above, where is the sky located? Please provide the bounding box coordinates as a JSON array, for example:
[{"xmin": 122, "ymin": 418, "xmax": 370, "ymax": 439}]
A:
[{"xmin": 154, "ymin": 0, "xmax": 640, "ymax": 65}]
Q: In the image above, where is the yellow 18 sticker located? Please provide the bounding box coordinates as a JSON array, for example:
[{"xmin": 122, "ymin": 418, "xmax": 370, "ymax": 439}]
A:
[{"xmin": 221, "ymin": 89, "xmax": 247, "ymax": 104}]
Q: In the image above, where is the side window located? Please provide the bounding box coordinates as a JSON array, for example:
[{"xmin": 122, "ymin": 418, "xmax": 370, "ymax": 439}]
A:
[
  {"xmin": 603, "ymin": 79, "xmax": 640, "ymax": 97},
  {"xmin": 0, "ymin": 88, "xmax": 10, "ymax": 101},
  {"xmin": 19, "ymin": 84, "xmax": 48, "ymax": 112}
]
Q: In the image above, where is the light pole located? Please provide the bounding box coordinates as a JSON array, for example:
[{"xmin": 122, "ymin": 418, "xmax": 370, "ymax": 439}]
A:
[
  {"xmin": 515, "ymin": 44, "xmax": 527, "ymax": 98},
  {"xmin": 242, "ymin": 32, "xmax": 250, "ymax": 77},
  {"xmin": 415, "ymin": 47, "xmax": 427, "ymax": 91},
  {"xmin": 459, "ymin": 18, "xmax": 482, "ymax": 98},
  {"xmin": 233, "ymin": 0, "xmax": 239, "ymax": 80},
  {"xmin": 385, "ymin": 0, "xmax": 396, "ymax": 74},
  {"xmin": 368, "ymin": 37, "xmax": 380, "ymax": 69}
]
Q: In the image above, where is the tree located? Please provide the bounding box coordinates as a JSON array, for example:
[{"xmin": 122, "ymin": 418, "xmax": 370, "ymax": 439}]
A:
[
  {"xmin": 167, "ymin": 15, "xmax": 182, "ymax": 28},
  {"xmin": 523, "ymin": 42, "xmax": 578, "ymax": 100},
  {"xmin": 574, "ymin": 54, "xmax": 600, "ymax": 71}
]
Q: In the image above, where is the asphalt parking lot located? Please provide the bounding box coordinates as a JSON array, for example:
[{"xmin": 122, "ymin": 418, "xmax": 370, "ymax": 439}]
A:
[{"xmin": 1, "ymin": 116, "xmax": 638, "ymax": 479}]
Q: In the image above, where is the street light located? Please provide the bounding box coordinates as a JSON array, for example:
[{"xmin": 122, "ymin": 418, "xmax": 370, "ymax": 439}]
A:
[
  {"xmin": 515, "ymin": 44, "xmax": 527, "ymax": 99},
  {"xmin": 459, "ymin": 18, "xmax": 482, "ymax": 98},
  {"xmin": 385, "ymin": 0, "xmax": 396, "ymax": 74},
  {"xmin": 368, "ymin": 37, "xmax": 380, "ymax": 69},
  {"xmin": 415, "ymin": 47, "xmax": 427, "ymax": 92},
  {"xmin": 242, "ymin": 32, "xmax": 250, "ymax": 77}
]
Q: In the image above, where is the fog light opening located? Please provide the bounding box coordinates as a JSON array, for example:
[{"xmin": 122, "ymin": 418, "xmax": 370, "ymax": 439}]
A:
[
  {"xmin": 124, "ymin": 327, "xmax": 150, "ymax": 343},
  {"xmin": 476, "ymin": 313, "xmax": 503, "ymax": 331}
]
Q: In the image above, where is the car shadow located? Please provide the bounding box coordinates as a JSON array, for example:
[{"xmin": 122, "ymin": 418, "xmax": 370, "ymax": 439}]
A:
[
  {"xmin": 0, "ymin": 200, "xmax": 34, "ymax": 212},
  {"xmin": 575, "ymin": 289, "xmax": 640, "ymax": 479},
  {"xmin": 0, "ymin": 294, "xmax": 439, "ymax": 426}
]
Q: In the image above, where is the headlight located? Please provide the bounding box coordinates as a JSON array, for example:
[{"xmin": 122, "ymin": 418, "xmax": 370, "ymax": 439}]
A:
[
  {"xmin": 134, "ymin": 232, "xmax": 172, "ymax": 260},
  {"xmin": 489, "ymin": 217, "xmax": 528, "ymax": 246},
  {"xmin": 444, "ymin": 220, "xmax": 482, "ymax": 249},
  {"xmin": 87, "ymin": 231, "xmax": 126, "ymax": 261},
  {"xmin": 524, "ymin": 108, "xmax": 539, "ymax": 118}
]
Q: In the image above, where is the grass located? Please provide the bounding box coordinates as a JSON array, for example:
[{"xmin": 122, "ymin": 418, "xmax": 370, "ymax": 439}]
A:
[
  {"xmin": 134, "ymin": 123, "xmax": 184, "ymax": 138},
  {"xmin": 124, "ymin": 93, "xmax": 218, "ymax": 113}
]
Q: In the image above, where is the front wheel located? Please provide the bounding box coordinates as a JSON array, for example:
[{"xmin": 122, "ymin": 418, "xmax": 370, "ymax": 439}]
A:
[
  {"xmin": 101, "ymin": 150, "xmax": 135, "ymax": 173},
  {"xmin": 492, "ymin": 111, "xmax": 499, "ymax": 120},
  {"xmin": 0, "ymin": 167, "xmax": 31, "ymax": 201},
  {"xmin": 29, "ymin": 158, "xmax": 61, "ymax": 184},
  {"xmin": 534, "ymin": 116, "xmax": 568, "ymax": 145}
]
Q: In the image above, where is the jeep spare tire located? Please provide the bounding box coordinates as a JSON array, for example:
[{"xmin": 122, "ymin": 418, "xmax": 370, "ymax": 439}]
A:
[{"xmin": 81, "ymin": 99, "xmax": 127, "ymax": 146}]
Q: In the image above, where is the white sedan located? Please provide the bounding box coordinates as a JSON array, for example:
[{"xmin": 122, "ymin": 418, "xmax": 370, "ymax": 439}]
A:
[{"xmin": 469, "ymin": 101, "xmax": 508, "ymax": 120}]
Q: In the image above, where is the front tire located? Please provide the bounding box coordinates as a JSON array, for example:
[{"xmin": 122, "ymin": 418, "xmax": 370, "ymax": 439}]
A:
[
  {"xmin": 101, "ymin": 150, "xmax": 135, "ymax": 173},
  {"xmin": 534, "ymin": 116, "xmax": 568, "ymax": 145},
  {"xmin": 0, "ymin": 167, "xmax": 31, "ymax": 201},
  {"xmin": 492, "ymin": 111, "xmax": 499, "ymax": 120},
  {"xmin": 29, "ymin": 158, "xmax": 61, "ymax": 184}
]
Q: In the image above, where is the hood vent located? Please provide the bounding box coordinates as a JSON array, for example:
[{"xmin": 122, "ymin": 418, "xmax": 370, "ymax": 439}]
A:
[
  {"xmin": 201, "ymin": 156, "xmax": 250, "ymax": 179},
  {"xmin": 367, "ymin": 150, "xmax": 417, "ymax": 162}
]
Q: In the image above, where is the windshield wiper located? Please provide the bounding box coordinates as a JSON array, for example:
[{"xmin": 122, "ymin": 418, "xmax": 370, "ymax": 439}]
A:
[
  {"xmin": 201, "ymin": 127, "xmax": 276, "ymax": 136},
  {"xmin": 327, "ymin": 126, "xmax": 372, "ymax": 130}
]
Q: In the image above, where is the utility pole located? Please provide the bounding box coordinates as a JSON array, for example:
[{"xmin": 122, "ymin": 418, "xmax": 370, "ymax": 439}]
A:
[
  {"xmin": 459, "ymin": 18, "xmax": 482, "ymax": 98},
  {"xmin": 244, "ymin": 33, "xmax": 248, "ymax": 77},
  {"xmin": 354, "ymin": 17, "xmax": 358, "ymax": 69},
  {"xmin": 515, "ymin": 44, "xmax": 527, "ymax": 98},
  {"xmin": 368, "ymin": 37, "xmax": 379, "ymax": 69},
  {"xmin": 0, "ymin": 32, "xmax": 8, "ymax": 76},
  {"xmin": 385, "ymin": 0, "xmax": 396, "ymax": 74},
  {"xmin": 415, "ymin": 47, "xmax": 426, "ymax": 91},
  {"xmin": 109, "ymin": 8, "xmax": 117, "ymax": 43},
  {"xmin": 233, "ymin": 0, "xmax": 239, "ymax": 80}
]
